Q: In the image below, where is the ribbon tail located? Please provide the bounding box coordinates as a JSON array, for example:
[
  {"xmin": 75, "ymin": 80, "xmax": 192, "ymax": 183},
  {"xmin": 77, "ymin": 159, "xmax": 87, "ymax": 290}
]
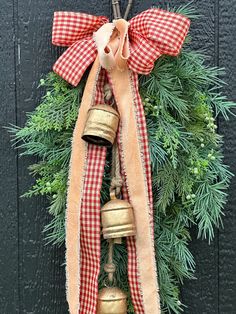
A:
[
  {"xmin": 109, "ymin": 67, "xmax": 161, "ymax": 314},
  {"xmin": 66, "ymin": 57, "xmax": 102, "ymax": 314}
]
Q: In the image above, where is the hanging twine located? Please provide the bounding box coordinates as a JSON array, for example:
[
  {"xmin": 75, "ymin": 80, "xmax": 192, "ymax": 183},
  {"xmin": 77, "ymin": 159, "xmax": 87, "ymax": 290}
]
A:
[
  {"xmin": 107, "ymin": 0, "xmax": 134, "ymax": 196},
  {"xmin": 104, "ymin": 239, "xmax": 116, "ymax": 284},
  {"xmin": 110, "ymin": 142, "xmax": 123, "ymax": 197},
  {"xmin": 104, "ymin": 83, "xmax": 113, "ymax": 102},
  {"xmin": 104, "ymin": 83, "xmax": 123, "ymax": 197},
  {"xmin": 103, "ymin": 85, "xmax": 121, "ymax": 284}
]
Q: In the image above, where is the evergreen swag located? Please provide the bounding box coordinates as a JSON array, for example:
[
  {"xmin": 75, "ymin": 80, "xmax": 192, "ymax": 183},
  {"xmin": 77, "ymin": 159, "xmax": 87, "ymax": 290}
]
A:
[{"xmin": 10, "ymin": 5, "xmax": 236, "ymax": 314}]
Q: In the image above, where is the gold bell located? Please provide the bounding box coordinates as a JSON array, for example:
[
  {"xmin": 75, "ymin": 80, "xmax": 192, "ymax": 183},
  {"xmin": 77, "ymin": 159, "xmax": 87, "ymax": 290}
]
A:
[
  {"xmin": 97, "ymin": 287, "xmax": 127, "ymax": 314},
  {"xmin": 101, "ymin": 194, "xmax": 136, "ymax": 239},
  {"xmin": 82, "ymin": 104, "xmax": 119, "ymax": 147}
]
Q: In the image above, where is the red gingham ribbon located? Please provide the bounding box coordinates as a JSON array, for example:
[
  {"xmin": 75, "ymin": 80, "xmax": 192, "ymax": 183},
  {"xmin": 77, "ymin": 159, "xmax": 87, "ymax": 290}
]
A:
[
  {"xmin": 52, "ymin": 8, "xmax": 190, "ymax": 314},
  {"xmin": 52, "ymin": 8, "xmax": 190, "ymax": 86}
]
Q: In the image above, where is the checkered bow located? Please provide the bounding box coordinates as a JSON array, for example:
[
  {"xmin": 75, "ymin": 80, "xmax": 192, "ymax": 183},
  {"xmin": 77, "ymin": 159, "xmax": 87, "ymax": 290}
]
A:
[{"xmin": 52, "ymin": 8, "xmax": 190, "ymax": 86}]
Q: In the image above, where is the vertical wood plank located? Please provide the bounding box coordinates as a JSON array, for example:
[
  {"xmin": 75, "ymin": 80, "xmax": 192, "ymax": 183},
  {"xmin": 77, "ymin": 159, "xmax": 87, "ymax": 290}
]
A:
[
  {"xmin": 181, "ymin": 0, "xmax": 220, "ymax": 311},
  {"xmin": 16, "ymin": 1, "xmax": 76, "ymax": 313},
  {"xmin": 15, "ymin": 1, "xmax": 111, "ymax": 312},
  {"xmin": 218, "ymin": 0, "xmax": 236, "ymax": 313},
  {"xmin": 0, "ymin": 0, "xmax": 19, "ymax": 313}
]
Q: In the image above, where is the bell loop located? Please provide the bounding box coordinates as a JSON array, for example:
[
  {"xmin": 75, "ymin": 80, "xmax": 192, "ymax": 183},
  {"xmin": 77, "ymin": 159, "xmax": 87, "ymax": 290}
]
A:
[
  {"xmin": 104, "ymin": 262, "xmax": 116, "ymax": 274},
  {"xmin": 104, "ymin": 83, "xmax": 112, "ymax": 101},
  {"xmin": 110, "ymin": 140, "xmax": 123, "ymax": 199},
  {"xmin": 109, "ymin": 189, "xmax": 117, "ymax": 200},
  {"xmin": 110, "ymin": 177, "xmax": 123, "ymax": 198},
  {"xmin": 103, "ymin": 275, "xmax": 117, "ymax": 288}
]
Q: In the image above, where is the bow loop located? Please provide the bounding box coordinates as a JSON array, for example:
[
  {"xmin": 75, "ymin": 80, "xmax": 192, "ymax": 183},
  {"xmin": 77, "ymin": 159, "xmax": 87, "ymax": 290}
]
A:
[
  {"xmin": 128, "ymin": 8, "xmax": 190, "ymax": 74},
  {"xmin": 53, "ymin": 38, "xmax": 97, "ymax": 86},
  {"xmin": 93, "ymin": 19, "xmax": 130, "ymax": 72},
  {"xmin": 52, "ymin": 8, "xmax": 190, "ymax": 84},
  {"xmin": 52, "ymin": 12, "xmax": 108, "ymax": 86},
  {"xmin": 52, "ymin": 12, "xmax": 109, "ymax": 46}
]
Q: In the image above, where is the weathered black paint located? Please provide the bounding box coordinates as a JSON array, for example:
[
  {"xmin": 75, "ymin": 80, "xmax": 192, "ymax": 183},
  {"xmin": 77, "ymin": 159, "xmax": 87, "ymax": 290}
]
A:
[{"xmin": 0, "ymin": 1, "xmax": 235, "ymax": 313}]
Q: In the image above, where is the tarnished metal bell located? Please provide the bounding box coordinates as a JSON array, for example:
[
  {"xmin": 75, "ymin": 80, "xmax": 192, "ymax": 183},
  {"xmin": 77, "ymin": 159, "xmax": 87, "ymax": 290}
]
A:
[
  {"xmin": 97, "ymin": 287, "xmax": 127, "ymax": 314},
  {"xmin": 82, "ymin": 104, "xmax": 119, "ymax": 147},
  {"xmin": 101, "ymin": 194, "xmax": 136, "ymax": 239}
]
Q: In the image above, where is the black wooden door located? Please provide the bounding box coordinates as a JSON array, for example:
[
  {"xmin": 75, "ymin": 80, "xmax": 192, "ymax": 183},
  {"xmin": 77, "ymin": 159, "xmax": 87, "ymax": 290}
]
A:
[{"xmin": 0, "ymin": 1, "xmax": 235, "ymax": 313}]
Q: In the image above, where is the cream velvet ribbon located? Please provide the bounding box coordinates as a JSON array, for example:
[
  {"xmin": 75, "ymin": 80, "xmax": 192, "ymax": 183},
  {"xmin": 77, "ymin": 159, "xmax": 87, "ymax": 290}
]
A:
[
  {"xmin": 66, "ymin": 58, "xmax": 101, "ymax": 314},
  {"xmin": 94, "ymin": 19, "xmax": 130, "ymax": 71},
  {"xmin": 66, "ymin": 19, "xmax": 160, "ymax": 314}
]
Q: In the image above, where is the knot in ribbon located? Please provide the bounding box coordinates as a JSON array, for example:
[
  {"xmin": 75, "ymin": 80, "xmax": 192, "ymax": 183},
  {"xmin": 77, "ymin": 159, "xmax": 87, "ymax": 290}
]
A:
[
  {"xmin": 52, "ymin": 8, "xmax": 190, "ymax": 86},
  {"xmin": 52, "ymin": 8, "xmax": 190, "ymax": 314}
]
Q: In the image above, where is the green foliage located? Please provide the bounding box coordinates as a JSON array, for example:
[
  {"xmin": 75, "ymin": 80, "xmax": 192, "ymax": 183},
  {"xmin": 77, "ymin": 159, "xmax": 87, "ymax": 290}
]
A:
[
  {"xmin": 170, "ymin": 1, "xmax": 201, "ymax": 20},
  {"xmin": 9, "ymin": 72, "xmax": 83, "ymax": 245},
  {"xmin": 10, "ymin": 47, "xmax": 235, "ymax": 313},
  {"xmin": 140, "ymin": 49, "xmax": 234, "ymax": 312}
]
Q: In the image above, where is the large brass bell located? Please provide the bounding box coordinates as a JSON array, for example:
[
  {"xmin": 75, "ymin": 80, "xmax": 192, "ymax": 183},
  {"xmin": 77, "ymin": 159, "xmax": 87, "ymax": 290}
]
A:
[
  {"xmin": 97, "ymin": 287, "xmax": 127, "ymax": 314},
  {"xmin": 101, "ymin": 193, "xmax": 136, "ymax": 239},
  {"xmin": 82, "ymin": 104, "xmax": 119, "ymax": 147}
]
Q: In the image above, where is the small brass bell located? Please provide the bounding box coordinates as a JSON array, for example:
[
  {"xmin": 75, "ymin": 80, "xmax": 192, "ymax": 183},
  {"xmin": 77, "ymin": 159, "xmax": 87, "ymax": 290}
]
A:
[
  {"xmin": 101, "ymin": 194, "xmax": 136, "ymax": 239},
  {"xmin": 82, "ymin": 104, "xmax": 119, "ymax": 147},
  {"xmin": 97, "ymin": 231, "xmax": 127, "ymax": 313},
  {"xmin": 97, "ymin": 287, "xmax": 127, "ymax": 314}
]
